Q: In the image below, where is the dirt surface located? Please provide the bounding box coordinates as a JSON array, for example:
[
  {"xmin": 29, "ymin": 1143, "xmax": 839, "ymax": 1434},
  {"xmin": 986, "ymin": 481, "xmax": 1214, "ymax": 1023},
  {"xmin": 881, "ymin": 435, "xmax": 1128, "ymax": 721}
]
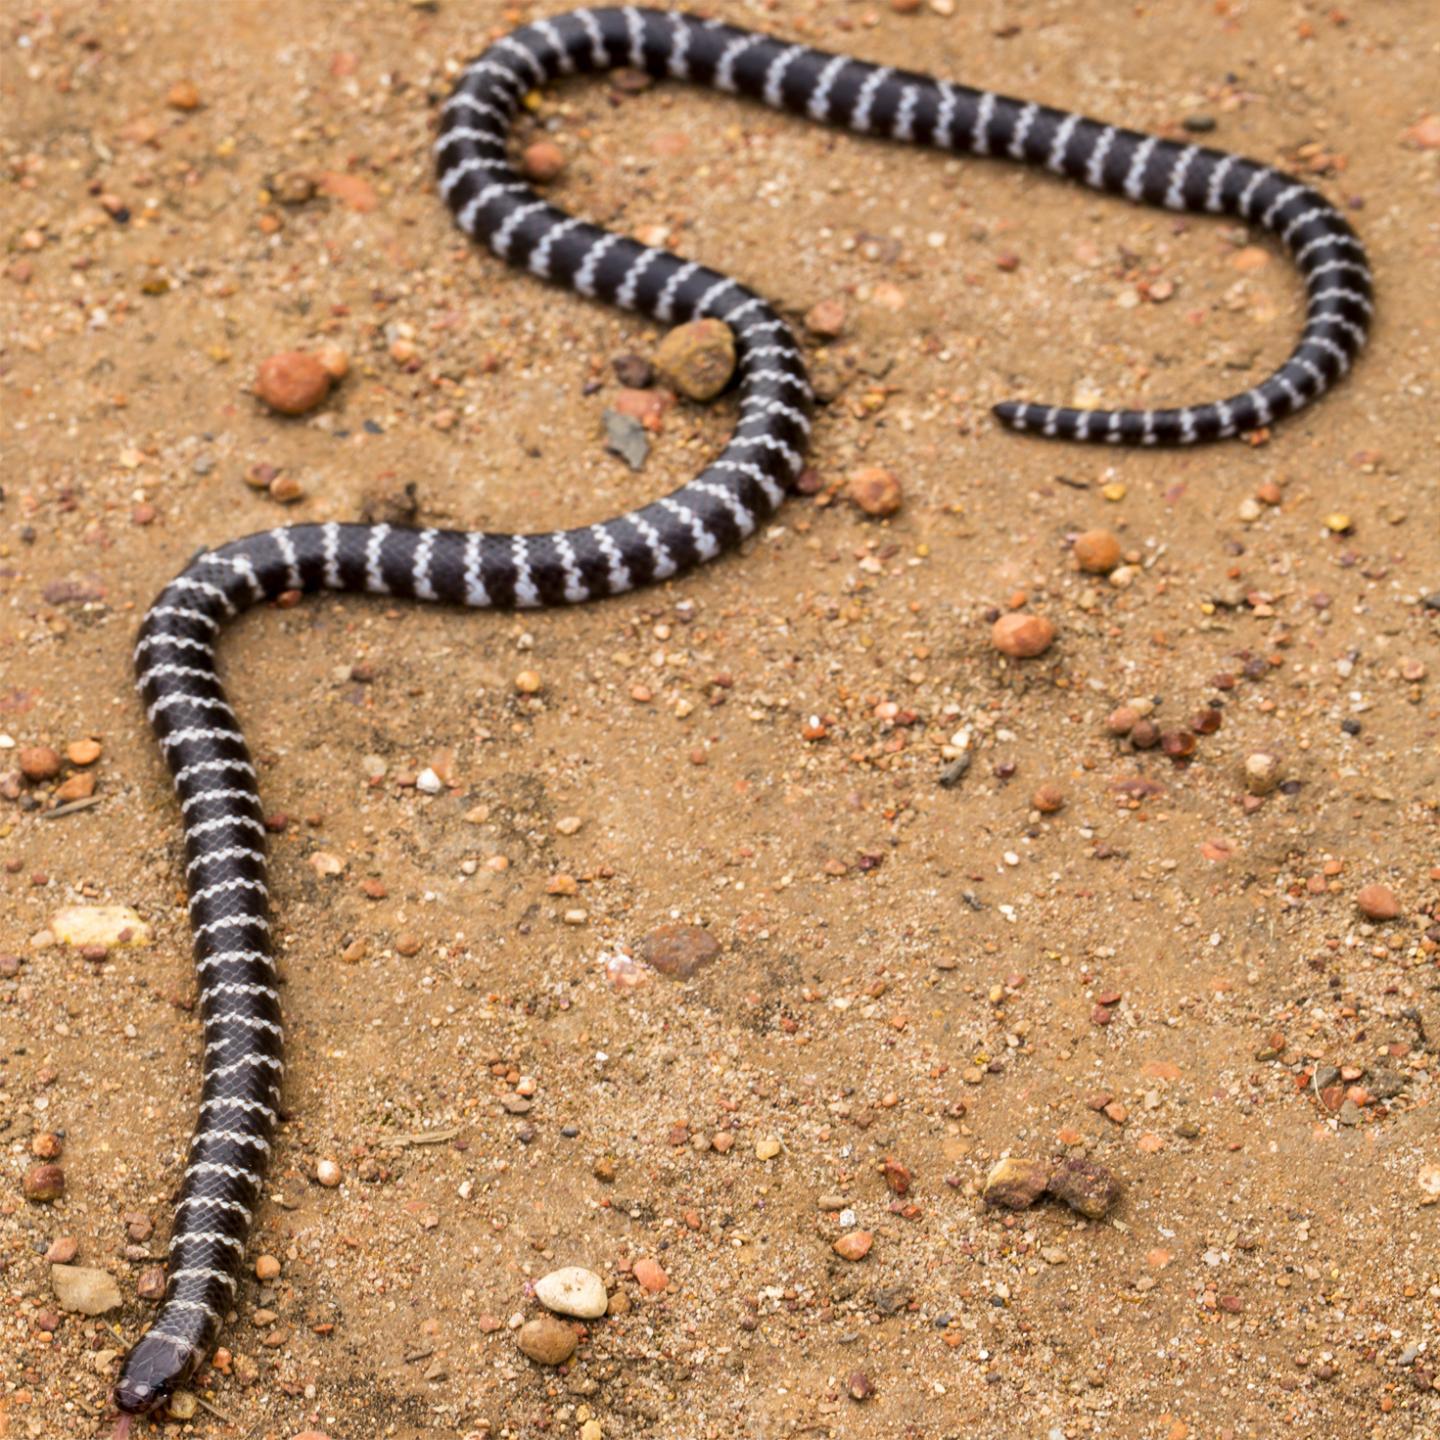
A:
[{"xmin": 3, "ymin": 2, "xmax": 1438, "ymax": 1438}]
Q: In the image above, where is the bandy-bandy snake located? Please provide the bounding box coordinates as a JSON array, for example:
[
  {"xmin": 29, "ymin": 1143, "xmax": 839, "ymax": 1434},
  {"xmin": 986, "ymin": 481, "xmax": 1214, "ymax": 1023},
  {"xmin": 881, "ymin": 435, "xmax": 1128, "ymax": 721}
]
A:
[{"xmin": 111, "ymin": 6, "xmax": 1372, "ymax": 1423}]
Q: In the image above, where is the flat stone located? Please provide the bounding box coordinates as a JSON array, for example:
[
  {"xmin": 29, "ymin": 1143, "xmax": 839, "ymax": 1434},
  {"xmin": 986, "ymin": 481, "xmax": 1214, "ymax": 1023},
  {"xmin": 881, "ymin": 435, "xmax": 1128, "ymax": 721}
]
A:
[
  {"xmin": 534, "ymin": 1266, "xmax": 608, "ymax": 1320},
  {"xmin": 52, "ymin": 1264, "xmax": 123, "ymax": 1316},
  {"xmin": 641, "ymin": 923, "xmax": 720, "ymax": 979},
  {"xmin": 51, "ymin": 905, "xmax": 152, "ymax": 949}
]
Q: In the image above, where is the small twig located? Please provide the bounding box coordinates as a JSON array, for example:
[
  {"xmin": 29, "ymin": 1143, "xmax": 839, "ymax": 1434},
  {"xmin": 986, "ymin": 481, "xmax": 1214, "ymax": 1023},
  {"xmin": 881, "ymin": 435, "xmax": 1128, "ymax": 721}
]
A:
[
  {"xmin": 1054, "ymin": 474, "xmax": 1089, "ymax": 490},
  {"xmin": 375, "ymin": 1126, "xmax": 461, "ymax": 1149},
  {"xmin": 194, "ymin": 1394, "xmax": 236, "ymax": 1424},
  {"xmin": 42, "ymin": 796, "xmax": 103, "ymax": 820},
  {"xmin": 403, "ymin": 1345, "xmax": 436, "ymax": 1364}
]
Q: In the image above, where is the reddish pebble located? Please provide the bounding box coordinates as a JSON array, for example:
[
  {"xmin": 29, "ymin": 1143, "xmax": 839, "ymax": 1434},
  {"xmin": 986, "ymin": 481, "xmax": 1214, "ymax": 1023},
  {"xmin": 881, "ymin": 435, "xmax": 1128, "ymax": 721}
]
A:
[
  {"xmin": 46, "ymin": 1236, "xmax": 78, "ymax": 1263},
  {"xmin": 1357, "ymin": 884, "xmax": 1399, "ymax": 921},
  {"xmin": 19, "ymin": 746, "xmax": 61, "ymax": 781},
  {"xmin": 1106, "ymin": 706, "xmax": 1139, "ymax": 736},
  {"xmin": 31, "ymin": 1132, "xmax": 63, "ymax": 1160},
  {"xmin": 521, "ymin": 140, "xmax": 566, "ymax": 183},
  {"xmin": 1073, "ymin": 528, "xmax": 1121, "ymax": 574},
  {"xmin": 633, "ymin": 1257, "xmax": 669, "ymax": 1293},
  {"xmin": 847, "ymin": 467, "xmax": 903, "ymax": 517},
  {"xmin": 833, "ymin": 1230, "xmax": 873, "ymax": 1261},
  {"xmin": 166, "ymin": 79, "xmax": 201, "ymax": 111},
  {"xmin": 23, "ymin": 1163, "xmax": 65, "ymax": 1202},
  {"xmin": 66, "ymin": 739, "xmax": 102, "ymax": 766},
  {"xmin": 255, "ymin": 1255, "xmax": 282, "ymax": 1281},
  {"xmin": 805, "ymin": 298, "xmax": 846, "ymax": 338},
  {"xmin": 991, "ymin": 613, "xmax": 1055, "ymax": 658},
  {"xmin": 256, "ymin": 351, "xmax": 333, "ymax": 416},
  {"xmin": 1031, "ymin": 783, "xmax": 1065, "ymax": 814}
]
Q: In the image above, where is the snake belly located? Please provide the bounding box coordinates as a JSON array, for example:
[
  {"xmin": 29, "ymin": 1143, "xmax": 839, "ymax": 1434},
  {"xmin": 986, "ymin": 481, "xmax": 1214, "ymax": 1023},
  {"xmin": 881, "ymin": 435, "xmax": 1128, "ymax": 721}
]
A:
[{"xmin": 115, "ymin": 5, "xmax": 1371, "ymax": 1415}]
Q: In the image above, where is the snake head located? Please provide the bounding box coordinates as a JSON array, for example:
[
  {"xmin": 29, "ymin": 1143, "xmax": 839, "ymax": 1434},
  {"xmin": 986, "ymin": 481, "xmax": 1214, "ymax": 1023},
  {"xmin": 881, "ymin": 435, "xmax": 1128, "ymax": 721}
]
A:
[{"xmin": 114, "ymin": 1333, "xmax": 185, "ymax": 1415}]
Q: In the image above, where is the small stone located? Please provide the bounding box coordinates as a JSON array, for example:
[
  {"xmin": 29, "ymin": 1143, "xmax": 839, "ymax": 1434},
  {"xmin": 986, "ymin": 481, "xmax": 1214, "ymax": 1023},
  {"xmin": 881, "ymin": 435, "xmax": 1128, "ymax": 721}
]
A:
[
  {"xmin": 535, "ymin": 1266, "xmax": 608, "ymax": 1319},
  {"xmin": 516, "ymin": 1316, "xmax": 578, "ymax": 1366},
  {"xmin": 1106, "ymin": 706, "xmax": 1139, "ymax": 736},
  {"xmin": 612, "ymin": 353, "xmax": 653, "ymax": 388},
  {"xmin": 521, "ymin": 140, "xmax": 566, "ymax": 183},
  {"xmin": 833, "ymin": 1230, "xmax": 873, "ymax": 1261},
  {"xmin": 137, "ymin": 1266, "xmax": 166, "ymax": 1300},
  {"xmin": 654, "ymin": 319, "xmax": 736, "ymax": 401},
  {"xmin": 982, "ymin": 1156, "xmax": 1051, "ymax": 1210},
  {"xmin": 1324, "ymin": 512, "xmax": 1353, "ymax": 534},
  {"xmin": 1047, "ymin": 1157, "xmax": 1121, "ymax": 1219},
  {"xmin": 1419, "ymin": 1165, "xmax": 1440, "ymax": 1204},
  {"xmin": 19, "ymin": 745, "xmax": 61, "ymax": 781},
  {"xmin": 1073, "ymin": 529, "xmax": 1121, "ymax": 574},
  {"xmin": 847, "ymin": 1371, "xmax": 875, "ymax": 1401},
  {"xmin": 46, "ymin": 1236, "xmax": 78, "ymax": 1264},
  {"xmin": 51, "ymin": 906, "xmax": 152, "ymax": 949},
  {"xmin": 991, "ymin": 613, "xmax": 1056, "ymax": 659},
  {"xmin": 641, "ymin": 923, "xmax": 720, "ymax": 978},
  {"xmin": 514, "ymin": 670, "xmax": 543, "ymax": 694},
  {"xmin": 256, "ymin": 351, "xmax": 333, "ymax": 416},
  {"xmin": 65, "ymin": 739, "xmax": 102, "ymax": 767},
  {"xmin": 592, "ymin": 1155, "xmax": 618, "ymax": 1183},
  {"xmin": 1242, "ymin": 751, "xmax": 1283, "ymax": 795},
  {"xmin": 51, "ymin": 1264, "xmax": 123, "ymax": 1316},
  {"xmin": 273, "ymin": 171, "xmax": 317, "ymax": 205},
  {"xmin": 847, "ymin": 467, "xmax": 903, "ymax": 517},
  {"xmin": 23, "ymin": 1163, "xmax": 65, "ymax": 1202},
  {"xmin": 166, "ymin": 79, "xmax": 201, "ymax": 111},
  {"xmin": 805, "ymin": 298, "xmax": 846, "ymax": 338},
  {"xmin": 754, "ymin": 1136, "xmax": 782, "ymax": 1161},
  {"xmin": 32, "ymin": 1132, "xmax": 63, "ymax": 1160},
  {"xmin": 603, "ymin": 407, "xmax": 649, "ymax": 470},
  {"xmin": 316, "ymin": 1158, "xmax": 342, "ymax": 1187},
  {"xmin": 1356, "ymin": 884, "xmax": 1399, "ymax": 921},
  {"xmin": 1031, "ymin": 783, "xmax": 1065, "ymax": 814},
  {"xmin": 255, "ymin": 1255, "xmax": 282, "ymax": 1281},
  {"xmin": 54, "ymin": 771, "xmax": 96, "ymax": 803},
  {"xmin": 633, "ymin": 1257, "xmax": 669, "ymax": 1293}
]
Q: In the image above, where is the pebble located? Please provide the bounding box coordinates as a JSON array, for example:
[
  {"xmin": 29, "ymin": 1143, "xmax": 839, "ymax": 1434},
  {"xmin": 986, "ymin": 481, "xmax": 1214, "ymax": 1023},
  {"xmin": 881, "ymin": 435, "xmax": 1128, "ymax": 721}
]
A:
[
  {"xmin": 603, "ymin": 407, "xmax": 649, "ymax": 470},
  {"xmin": 833, "ymin": 1230, "xmax": 873, "ymax": 1261},
  {"xmin": 612, "ymin": 353, "xmax": 654, "ymax": 388},
  {"xmin": 137, "ymin": 1266, "xmax": 166, "ymax": 1300},
  {"xmin": 654, "ymin": 319, "xmax": 736, "ymax": 400},
  {"xmin": 514, "ymin": 670, "xmax": 543, "ymax": 694},
  {"xmin": 19, "ymin": 745, "xmax": 62, "ymax": 780},
  {"xmin": 1046, "ymin": 1157, "xmax": 1121, "ymax": 1219},
  {"xmin": 1072, "ymin": 529, "xmax": 1121, "ymax": 574},
  {"xmin": 66, "ymin": 738, "xmax": 102, "ymax": 766},
  {"xmin": 255, "ymin": 1255, "xmax": 282, "ymax": 1281},
  {"xmin": 754, "ymin": 1136, "xmax": 782, "ymax": 1161},
  {"xmin": 23, "ymin": 1163, "xmax": 65, "ymax": 1202},
  {"xmin": 991, "ymin": 613, "xmax": 1056, "ymax": 659},
  {"xmin": 847, "ymin": 1371, "xmax": 875, "ymax": 1402},
  {"xmin": 1419, "ymin": 1165, "xmax": 1440, "ymax": 1204},
  {"xmin": 516, "ymin": 1315, "xmax": 578, "ymax": 1366},
  {"xmin": 256, "ymin": 351, "xmax": 334, "ymax": 416},
  {"xmin": 1357, "ymin": 884, "xmax": 1399, "ymax": 921},
  {"xmin": 847, "ymin": 467, "xmax": 903, "ymax": 517},
  {"xmin": 805, "ymin": 298, "xmax": 846, "ymax": 338},
  {"xmin": 166, "ymin": 79, "xmax": 201, "ymax": 111},
  {"xmin": 1242, "ymin": 751, "xmax": 1284, "ymax": 795},
  {"xmin": 982, "ymin": 1156, "xmax": 1051, "ymax": 1210},
  {"xmin": 535, "ymin": 1266, "xmax": 608, "ymax": 1319},
  {"xmin": 641, "ymin": 923, "xmax": 720, "ymax": 978},
  {"xmin": 45, "ymin": 1236, "xmax": 78, "ymax": 1264},
  {"xmin": 633, "ymin": 1257, "xmax": 669, "ymax": 1293},
  {"xmin": 51, "ymin": 1264, "xmax": 123, "ymax": 1316},
  {"xmin": 521, "ymin": 140, "xmax": 566, "ymax": 183},
  {"xmin": 316, "ymin": 1158, "xmax": 342, "ymax": 1187},
  {"xmin": 51, "ymin": 905, "xmax": 152, "ymax": 949},
  {"xmin": 1031, "ymin": 783, "xmax": 1065, "ymax": 814}
]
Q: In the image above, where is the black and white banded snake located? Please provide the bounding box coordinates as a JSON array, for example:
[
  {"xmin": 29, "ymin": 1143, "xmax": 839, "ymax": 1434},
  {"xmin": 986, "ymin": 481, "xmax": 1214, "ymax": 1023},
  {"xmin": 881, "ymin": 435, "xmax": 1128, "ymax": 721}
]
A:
[{"xmin": 113, "ymin": 6, "xmax": 1372, "ymax": 1421}]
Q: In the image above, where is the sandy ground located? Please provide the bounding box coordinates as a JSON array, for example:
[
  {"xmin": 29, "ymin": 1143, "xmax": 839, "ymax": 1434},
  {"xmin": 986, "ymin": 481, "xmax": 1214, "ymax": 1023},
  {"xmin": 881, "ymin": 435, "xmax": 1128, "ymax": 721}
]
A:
[{"xmin": 3, "ymin": 2, "xmax": 1439, "ymax": 1438}]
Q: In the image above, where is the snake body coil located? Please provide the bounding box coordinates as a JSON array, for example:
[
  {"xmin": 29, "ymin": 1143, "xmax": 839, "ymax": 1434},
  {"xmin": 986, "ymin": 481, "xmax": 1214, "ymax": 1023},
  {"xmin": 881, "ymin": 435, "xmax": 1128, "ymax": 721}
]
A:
[{"xmin": 115, "ymin": 6, "xmax": 1370, "ymax": 1415}]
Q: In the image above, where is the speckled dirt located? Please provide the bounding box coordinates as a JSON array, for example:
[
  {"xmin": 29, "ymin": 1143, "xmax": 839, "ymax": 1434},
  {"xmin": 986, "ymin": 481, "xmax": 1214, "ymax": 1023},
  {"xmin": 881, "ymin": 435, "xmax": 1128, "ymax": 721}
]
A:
[{"xmin": 3, "ymin": 4, "xmax": 1438, "ymax": 1440}]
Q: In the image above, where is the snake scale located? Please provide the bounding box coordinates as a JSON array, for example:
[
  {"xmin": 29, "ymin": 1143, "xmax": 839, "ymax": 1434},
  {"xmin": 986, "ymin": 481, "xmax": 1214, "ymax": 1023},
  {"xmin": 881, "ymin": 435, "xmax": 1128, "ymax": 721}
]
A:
[{"xmin": 113, "ymin": 5, "xmax": 1372, "ymax": 1419}]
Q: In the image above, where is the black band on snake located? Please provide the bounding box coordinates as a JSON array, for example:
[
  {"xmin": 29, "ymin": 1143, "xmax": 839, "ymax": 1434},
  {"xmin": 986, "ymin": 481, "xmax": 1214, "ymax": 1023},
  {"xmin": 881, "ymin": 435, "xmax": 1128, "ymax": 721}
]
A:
[{"xmin": 114, "ymin": 6, "xmax": 1371, "ymax": 1417}]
